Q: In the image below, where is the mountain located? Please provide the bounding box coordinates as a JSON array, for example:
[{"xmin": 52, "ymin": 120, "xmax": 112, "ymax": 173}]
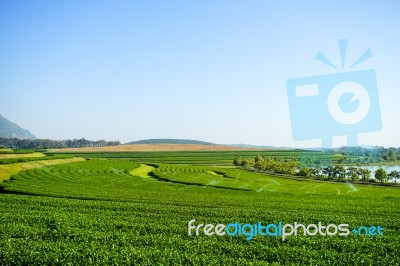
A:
[
  {"xmin": 126, "ymin": 139, "xmax": 215, "ymax": 145},
  {"xmin": 0, "ymin": 115, "xmax": 36, "ymax": 139}
]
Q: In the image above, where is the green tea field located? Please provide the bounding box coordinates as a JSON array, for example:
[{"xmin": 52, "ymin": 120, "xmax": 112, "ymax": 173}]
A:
[
  {"xmin": 2, "ymin": 1, "xmax": 398, "ymax": 264},
  {"xmin": 0, "ymin": 151, "xmax": 399, "ymax": 265}
]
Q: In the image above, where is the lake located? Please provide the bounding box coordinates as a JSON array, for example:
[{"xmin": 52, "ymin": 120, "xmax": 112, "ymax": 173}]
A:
[
  {"xmin": 345, "ymin": 165, "xmax": 400, "ymax": 182},
  {"xmin": 349, "ymin": 165, "xmax": 400, "ymax": 173}
]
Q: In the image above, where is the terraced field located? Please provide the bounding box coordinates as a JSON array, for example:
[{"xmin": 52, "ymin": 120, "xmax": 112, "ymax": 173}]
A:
[
  {"xmin": 0, "ymin": 152, "xmax": 45, "ymax": 159},
  {"xmin": 0, "ymin": 157, "xmax": 85, "ymax": 182},
  {"xmin": 53, "ymin": 150, "xmax": 344, "ymax": 165},
  {"xmin": 0, "ymin": 155, "xmax": 399, "ymax": 265}
]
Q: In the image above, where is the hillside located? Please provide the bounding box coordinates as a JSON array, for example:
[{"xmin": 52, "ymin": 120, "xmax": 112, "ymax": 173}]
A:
[
  {"xmin": 0, "ymin": 115, "xmax": 36, "ymax": 139},
  {"xmin": 126, "ymin": 139, "xmax": 214, "ymax": 145}
]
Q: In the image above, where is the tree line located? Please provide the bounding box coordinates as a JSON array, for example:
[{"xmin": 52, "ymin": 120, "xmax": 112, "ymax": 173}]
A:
[
  {"xmin": 233, "ymin": 155, "xmax": 400, "ymax": 184},
  {"xmin": 297, "ymin": 165, "xmax": 400, "ymax": 184},
  {"xmin": 336, "ymin": 146, "xmax": 400, "ymax": 162},
  {"xmin": 233, "ymin": 155, "xmax": 297, "ymax": 175},
  {"xmin": 0, "ymin": 138, "xmax": 121, "ymax": 149}
]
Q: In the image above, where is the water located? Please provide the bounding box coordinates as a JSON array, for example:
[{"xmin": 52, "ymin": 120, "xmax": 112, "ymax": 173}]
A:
[
  {"xmin": 349, "ymin": 165, "xmax": 400, "ymax": 173},
  {"xmin": 344, "ymin": 165, "xmax": 400, "ymax": 182},
  {"xmin": 306, "ymin": 164, "xmax": 400, "ymax": 182}
]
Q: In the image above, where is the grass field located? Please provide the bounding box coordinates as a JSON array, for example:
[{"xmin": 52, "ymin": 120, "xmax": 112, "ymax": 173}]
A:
[
  {"xmin": 0, "ymin": 151, "xmax": 399, "ymax": 265},
  {"xmin": 49, "ymin": 149, "xmax": 342, "ymax": 166}
]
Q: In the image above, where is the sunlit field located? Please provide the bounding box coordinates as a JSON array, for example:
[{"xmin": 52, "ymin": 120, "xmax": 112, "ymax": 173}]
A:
[{"xmin": 0, "ymin": 151, "xmax": 399, "ymax": 265}]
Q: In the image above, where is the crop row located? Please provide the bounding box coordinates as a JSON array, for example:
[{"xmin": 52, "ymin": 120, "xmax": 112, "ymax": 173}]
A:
[
  {"xmin": 0, "ymin": 159, "xmax": 399, "ymax": 264},
  {"xmin": 0, "ymin": 155, "xmax": 74, "ymax": 165},
  {"xmin": 49, "ymin": 150, "xmax": 336, "ymax": 165}
]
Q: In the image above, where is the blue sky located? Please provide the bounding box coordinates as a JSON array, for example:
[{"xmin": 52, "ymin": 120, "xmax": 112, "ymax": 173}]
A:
[{"xmin": 1, "ymin": 1, "xmax": 399, "ymax": 147}]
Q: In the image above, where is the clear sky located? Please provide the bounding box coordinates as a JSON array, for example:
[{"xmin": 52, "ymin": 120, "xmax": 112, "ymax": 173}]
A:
[{"xmin": 1, "ymin": 1, "xmax": 399, "ymax": 147}]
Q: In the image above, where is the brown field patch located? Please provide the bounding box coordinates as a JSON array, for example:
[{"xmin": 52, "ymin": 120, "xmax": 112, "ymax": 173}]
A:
[{"xmin": 51, "ymin": 144, "xmax": 263, "ymax": 152}]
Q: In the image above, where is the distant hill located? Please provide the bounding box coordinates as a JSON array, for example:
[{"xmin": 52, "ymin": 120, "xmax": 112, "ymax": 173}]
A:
[
  {"xmin": 126, "ymin": 139, "xmax": 215, "ymax": 145},
  {"xmin": 0, "ymin": 115, "xmax": 36, "ymax": 139}
]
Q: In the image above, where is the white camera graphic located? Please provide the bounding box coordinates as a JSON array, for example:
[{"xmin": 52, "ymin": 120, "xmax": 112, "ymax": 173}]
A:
[{"xmin": 287, "ymin": 69, "xmax": 382, "ymax": 147}]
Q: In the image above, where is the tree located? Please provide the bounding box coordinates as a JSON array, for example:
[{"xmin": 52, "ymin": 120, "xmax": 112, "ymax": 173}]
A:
[
  {"xmin": 334, "ymin": 166, "xmax": 346, "ymax": 180},
  {"xmin": 346, "ymin": 167, "xmax": 359, "ymax": 180},
  {"xmin": 254, "ymin": 155, "xmax": 266, "ymax": 170},
  {"xmin": 241, "ymin": 158, "xmax": 254, "ymax": 169},
  {"xmin": 233, "ymin": 157, "xmax": 241, "ymax": 167},
  {"xmin": 281, "ymin": 161, "xmax": 297, "ymax": 175},
  {"xmin": 375, "ymin": 168, "xmax": 388, "ymax": 183},
  {"xmin": 297, "ymin": 167, "xmax": 312, "ymax": 177},
  {"xmin": 323, "ymin": 167, "xmax": 335, "ymax": 179},
  {"xmin": 388, "ymin": 149, "xmax": 397, "ymax": 161},
  {"xmin": 358, "ymin": 169, "xmax": 371, "ymax": 181},
  {"xmin": 388, "ymin": 170, "xmax": 400, "ymax": 184},
  {"xmin": 311, "ymin": 167, "xmax": 322, "ymax": 178}
]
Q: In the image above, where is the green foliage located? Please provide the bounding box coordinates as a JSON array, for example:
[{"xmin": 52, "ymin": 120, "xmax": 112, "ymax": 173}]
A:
[
  {"xmin": 358, "ymin": 168, "xmax": 372, "ymax": 181},
  {"xmin": 232, "ymin": 154, "xmax": 396, "ymax": 185},
  {"xmin": 388, "ymin": 170, "xmax": 400, "ymax": 184},
  {"xmin": 375, "ymin": 168, "xmax": 388, "ymax": 183},
  {"xmin": 297, "ymin": 167, "xmax": 312, "ymax": 177},
  {"xmin": 233, "ymin": 156, "xmax": 241, "ymax": 166},
  {"xmin": 235, "ymin": 155, "xmax": 297, "ymax": 175},
  {"xmin": 388, "ymin": 149, "xmax": 397, "ymax": 161}
]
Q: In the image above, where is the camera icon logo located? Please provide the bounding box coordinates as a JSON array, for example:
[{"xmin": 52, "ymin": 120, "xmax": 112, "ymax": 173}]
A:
[{"xmin": 287, "ymin": 40, "xmax": 382, "ymax": 147}]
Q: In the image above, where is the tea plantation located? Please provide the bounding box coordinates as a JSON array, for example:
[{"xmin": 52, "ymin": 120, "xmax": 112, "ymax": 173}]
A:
[{"xmin": 0, "ymin": 156, "xmax": 399, "ymax": 265}]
